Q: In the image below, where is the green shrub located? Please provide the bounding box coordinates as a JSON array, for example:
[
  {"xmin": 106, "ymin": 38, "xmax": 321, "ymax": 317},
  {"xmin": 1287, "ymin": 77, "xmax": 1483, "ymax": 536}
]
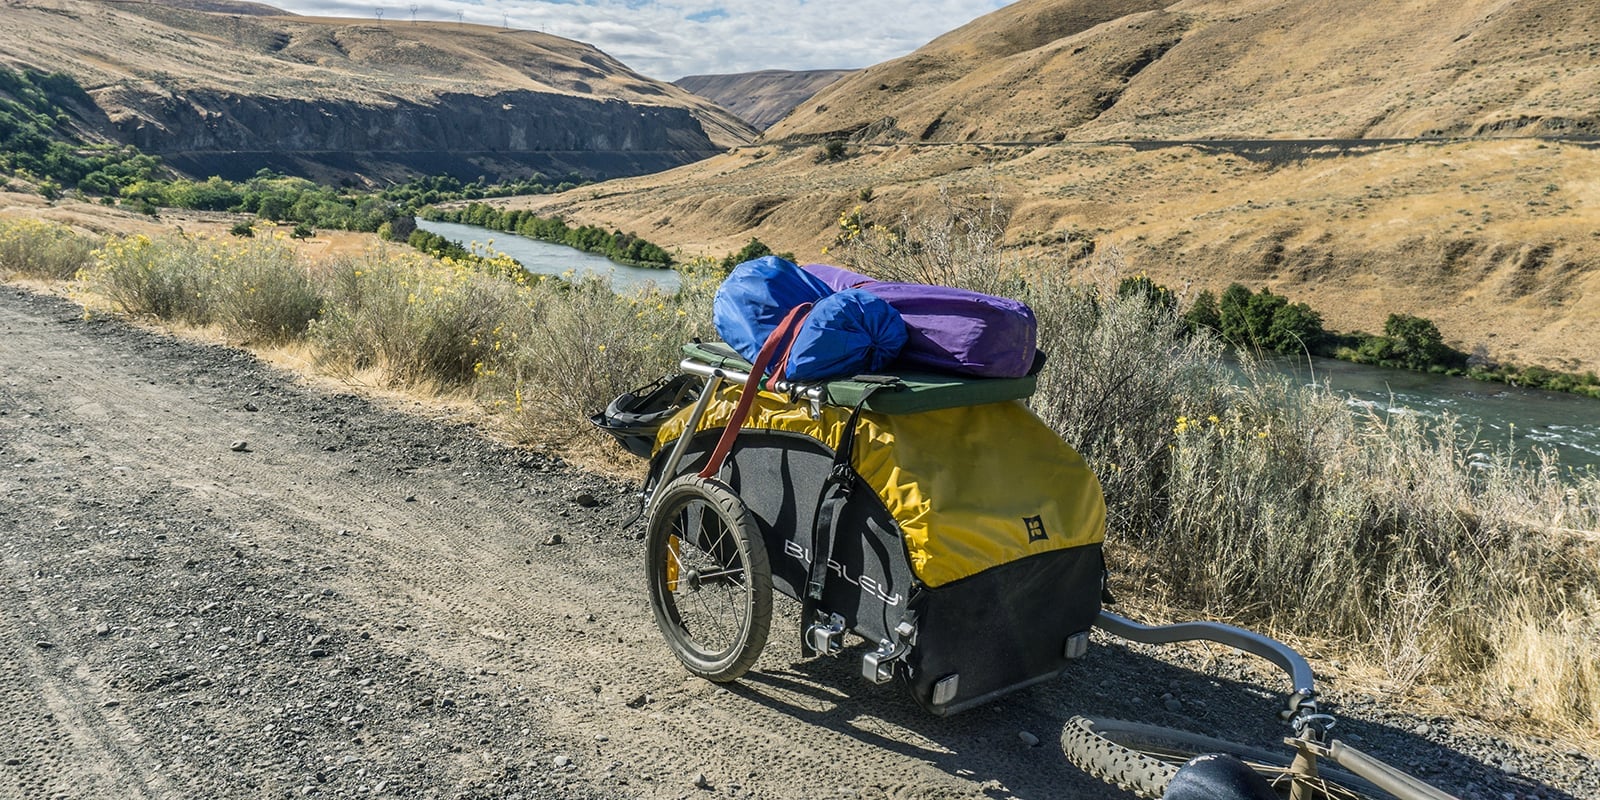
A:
[
  {"xmin": 312, "ymin": 249, "xmax": 530, "ymax": 388},
  {"xmin": 1383, "ymin": 313, "xmax": 1456, "ymax": 369},
  {"xmin": 1183, "ymin": 289, "xmax": 1221, "ymax": 335},
  {"xmin": 82, "ymin": 233, "xmax": 211, "ymax": 323},
  {"xmin": 207, "ymin": 233, "xmax": 323, "ymax": 343},
  {"xmin": 720, "ymin": 237, "xmax": 774, "ymax": 273},
  {"xmin": 0, "ymin": 217, "xmax": 99, "ymax": 280},
  {"xmin": 495, "ymin": 276, "xmax": 710, "ymax": 440}
]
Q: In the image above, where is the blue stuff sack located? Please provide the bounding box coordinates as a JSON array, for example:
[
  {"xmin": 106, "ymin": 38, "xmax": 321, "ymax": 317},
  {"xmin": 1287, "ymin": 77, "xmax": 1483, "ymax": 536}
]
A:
[
  {"xmin": 713, "ymin": 256, "xmax": 833, "ymax": 365},
  {"xmin": 784, "ymin": 289, "xmax": 907, "ymax": 382},
  {"xmin": 803, "ymin": 262, "xmax": 1038, "ymax": 378}
]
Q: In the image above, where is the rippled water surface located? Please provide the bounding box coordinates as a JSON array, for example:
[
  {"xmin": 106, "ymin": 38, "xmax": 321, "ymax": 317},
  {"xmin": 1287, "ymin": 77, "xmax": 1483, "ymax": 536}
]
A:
[
  {"xmin": 1262, "ymin": 355, "xmax": 1600, "ymax": 473},
  {"xmin": 416, "ymin": 219, "xmax": 680, "ymax": 292}
]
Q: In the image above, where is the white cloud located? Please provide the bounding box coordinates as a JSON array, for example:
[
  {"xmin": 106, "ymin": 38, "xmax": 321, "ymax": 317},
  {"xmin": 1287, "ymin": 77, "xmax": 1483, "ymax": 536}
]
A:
[{"xmin": 268, "ymin": 0, "xmax": 1016, "ymax": 80}]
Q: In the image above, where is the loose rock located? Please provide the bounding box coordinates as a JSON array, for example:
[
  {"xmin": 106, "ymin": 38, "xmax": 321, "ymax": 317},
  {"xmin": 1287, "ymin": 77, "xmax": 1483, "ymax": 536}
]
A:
[{"xmin": 230, "ymin": 440, "xmax": 249, "ymax": 452}]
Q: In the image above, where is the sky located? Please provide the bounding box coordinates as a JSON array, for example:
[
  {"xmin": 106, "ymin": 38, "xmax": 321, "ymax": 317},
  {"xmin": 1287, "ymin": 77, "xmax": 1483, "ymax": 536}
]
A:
[{"xmin": 267, "ymin": 0, "xmax": 1015, "ymax": 81}]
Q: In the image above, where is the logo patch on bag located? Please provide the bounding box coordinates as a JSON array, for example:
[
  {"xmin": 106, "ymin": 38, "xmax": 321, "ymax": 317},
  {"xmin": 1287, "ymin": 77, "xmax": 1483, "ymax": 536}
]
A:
[{"xmin": 1024, "ymin": 515, "xmax": 1049, "ymax": 542}]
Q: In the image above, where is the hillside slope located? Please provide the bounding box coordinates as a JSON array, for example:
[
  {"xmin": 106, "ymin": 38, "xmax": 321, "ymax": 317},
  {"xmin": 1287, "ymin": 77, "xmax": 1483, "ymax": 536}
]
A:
[
  {"xmin": 768, "ymin": 0, "xmax": 1600, "ymax": 143},
  {"xmin": 674, "ymin": 69, "xmax": 853, "ymax": 130},
  {"xmin": 0, "ymin": 0, "xmax": 756, "ymax": 183},
  {"xmin": 495, "ymin": 0, "xmax": 1600, "ymax": 373}
]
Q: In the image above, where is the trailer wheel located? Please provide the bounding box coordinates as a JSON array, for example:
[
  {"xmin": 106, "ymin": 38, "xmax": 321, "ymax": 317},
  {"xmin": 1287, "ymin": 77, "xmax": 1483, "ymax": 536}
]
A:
[{"xmin": 646, "ymin": 476, "xmax": 772, "ymax": 682}]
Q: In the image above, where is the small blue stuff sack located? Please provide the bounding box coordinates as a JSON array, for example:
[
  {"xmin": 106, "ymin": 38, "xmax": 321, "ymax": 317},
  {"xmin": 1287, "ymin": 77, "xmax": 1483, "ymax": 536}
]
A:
[
  {"xmin": 784, "ymin": 288, "xmax": 907, "ymax": 382},
  {"xmin": 802, "ymin": 262, "xmax": 1039, "ymax": 378},
  {"xmin": 713, "ymin": 256, "xmax": 833, "ymax": 365}
]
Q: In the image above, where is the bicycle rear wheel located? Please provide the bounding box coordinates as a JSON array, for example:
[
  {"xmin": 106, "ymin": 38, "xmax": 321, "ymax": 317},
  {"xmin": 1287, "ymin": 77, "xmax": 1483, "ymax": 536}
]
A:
[
  {"xmin": 1061, "ymin": 716, "xmax": 1388, "ymax": 799},
  {"xmin": 645, "ymin": 476, "xmax": 772, "ymax": 682}
]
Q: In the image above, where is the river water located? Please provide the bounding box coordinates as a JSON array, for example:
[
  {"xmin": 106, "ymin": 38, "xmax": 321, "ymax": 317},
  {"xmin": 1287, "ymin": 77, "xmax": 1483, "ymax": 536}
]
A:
[
  {"xmin": 416, "ymin": 219, "xmax": 680, "ymax": 293},
  {"xmin": 1261, "ymin": 355, "xmax": 1600, "ymax": 473}
]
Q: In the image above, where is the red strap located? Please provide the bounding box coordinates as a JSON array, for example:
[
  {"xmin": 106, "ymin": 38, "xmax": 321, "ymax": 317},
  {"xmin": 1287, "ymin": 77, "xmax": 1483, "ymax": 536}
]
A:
[{"xmin": 698, "ymin": 303, "xmax": 812, "ymax": 479}]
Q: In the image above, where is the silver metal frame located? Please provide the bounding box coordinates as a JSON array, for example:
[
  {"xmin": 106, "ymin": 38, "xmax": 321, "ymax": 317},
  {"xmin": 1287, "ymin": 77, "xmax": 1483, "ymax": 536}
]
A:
[
  {"xmin": 1094, "ymin": 610, "xmax": 1318, "ymax": 717},
  {"xmin": 645, "ymin": 358, "xmax": 829, "ymax": 519}
]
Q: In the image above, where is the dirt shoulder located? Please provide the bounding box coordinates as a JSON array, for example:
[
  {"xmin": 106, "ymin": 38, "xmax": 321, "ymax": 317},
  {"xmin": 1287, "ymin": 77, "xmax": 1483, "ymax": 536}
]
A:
[{"xmin": 0, "ymin": 286, "xmax": 1592, "ymax": 799}]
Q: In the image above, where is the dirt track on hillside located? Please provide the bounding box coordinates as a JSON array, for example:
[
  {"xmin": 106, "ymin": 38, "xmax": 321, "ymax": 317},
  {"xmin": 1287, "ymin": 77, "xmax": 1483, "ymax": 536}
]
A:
[{"xmin": 0, "ymin": 286, "xmax": 1593, "ymax": 800}]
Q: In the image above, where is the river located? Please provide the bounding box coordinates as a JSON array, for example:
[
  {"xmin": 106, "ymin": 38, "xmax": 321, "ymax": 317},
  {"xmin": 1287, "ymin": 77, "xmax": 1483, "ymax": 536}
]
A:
[
  {"xmin": 416, "ymin": 219, "xmax": 680, "ymax": 293},
  {"xmin": 1262, "ymin": 355, "xmax": 1600, "ymax": 473}
]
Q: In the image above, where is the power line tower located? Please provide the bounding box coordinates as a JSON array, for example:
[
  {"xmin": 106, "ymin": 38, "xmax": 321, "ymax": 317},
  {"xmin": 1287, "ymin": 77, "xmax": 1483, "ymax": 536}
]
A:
[
  {"xmin": 375, "ymin": 8, "xmax": 383, "ymax": 22},
  {"xmin": 410, "ymin": 4, "xmax": 417, "ymax": 22}
]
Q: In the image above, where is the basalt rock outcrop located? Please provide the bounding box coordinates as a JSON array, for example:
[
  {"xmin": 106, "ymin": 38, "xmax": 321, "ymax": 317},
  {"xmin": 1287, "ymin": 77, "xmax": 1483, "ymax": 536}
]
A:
[
  {"xmin": 105, "ymin": 87, "xmax": 730, "ymax": 183},
  {"xmin": 2, "ymin": 0, "xmax": 756, "ymax": 183}
]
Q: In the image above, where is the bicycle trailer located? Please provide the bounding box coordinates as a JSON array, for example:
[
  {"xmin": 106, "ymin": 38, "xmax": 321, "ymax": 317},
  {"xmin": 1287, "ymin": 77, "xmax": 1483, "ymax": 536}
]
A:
[{"xmin": 620, "ymin": 341, "xmax": 1108, "ymax": 715}]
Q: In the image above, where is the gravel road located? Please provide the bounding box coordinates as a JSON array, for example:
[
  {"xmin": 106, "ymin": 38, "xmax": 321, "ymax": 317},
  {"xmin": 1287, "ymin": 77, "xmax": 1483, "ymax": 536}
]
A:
[{"xmin": 0, "ymin": 286, "xmax": 1593, "ymax": 800}]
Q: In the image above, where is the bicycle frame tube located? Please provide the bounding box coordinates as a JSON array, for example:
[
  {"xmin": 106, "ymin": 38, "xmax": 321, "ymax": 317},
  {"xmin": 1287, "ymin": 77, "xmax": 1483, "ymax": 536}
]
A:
[
  {"xmin": 1096, "ymin": 612, "xmax": 1464, "ymax": 800},
  {"xmin": 1328, "ymin": 740, "xmax": 1462, "ymax": 800},
  {"xmin": 644, "ymin": 358, "xmax": 832, "ymax": 516},
  {"xmin": 677, "ymin": 358, "xmax": 828, "ymax": 403},
  {"xmin": 644, "ymin": 369, "xmax": 723, "ymax": 518}
]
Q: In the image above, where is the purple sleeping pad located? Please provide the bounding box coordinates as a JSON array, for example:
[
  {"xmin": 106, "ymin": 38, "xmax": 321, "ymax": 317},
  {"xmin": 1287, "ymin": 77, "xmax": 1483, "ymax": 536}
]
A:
[{"xmin": 802, "ymin": 263, "xmax": 1038, "ymax": 378}]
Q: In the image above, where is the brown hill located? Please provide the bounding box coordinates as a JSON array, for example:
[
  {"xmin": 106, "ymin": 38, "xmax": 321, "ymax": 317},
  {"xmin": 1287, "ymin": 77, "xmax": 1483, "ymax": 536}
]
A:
[
  {"xmin": 0, "ymin": 0, "xmax": 756, "ymax": 183},
  {"xmin": 768, "ymin": 0, "xmax": 1600, "ymax": 143},
  {"xmin": 491, "ymin": 0, "xmax": 1600, "ymax": 373},
  {"xmin": 674, "ymin": 69, "xmax": 854, "ymax": 130}
]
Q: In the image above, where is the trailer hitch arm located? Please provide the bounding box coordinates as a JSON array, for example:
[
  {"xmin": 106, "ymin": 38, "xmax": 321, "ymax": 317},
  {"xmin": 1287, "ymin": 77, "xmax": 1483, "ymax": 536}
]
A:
[{"xmin": 1094, "ymin": 611, "xmax": 1319, "ymax": 722}]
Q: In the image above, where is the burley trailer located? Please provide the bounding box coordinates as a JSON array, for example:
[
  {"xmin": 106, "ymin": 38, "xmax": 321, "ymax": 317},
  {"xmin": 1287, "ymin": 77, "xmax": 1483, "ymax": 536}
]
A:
[
  {"xmin": 600, "ymin": 340, "xmax": 1110, "ymax": 714},
  {"xmin": 596, "ymin": 341, "xmax": 1468, "ymax": 800}
]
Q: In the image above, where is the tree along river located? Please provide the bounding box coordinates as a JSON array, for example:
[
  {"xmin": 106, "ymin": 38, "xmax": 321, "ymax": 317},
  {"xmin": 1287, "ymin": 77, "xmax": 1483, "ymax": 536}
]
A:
[
  {"xmin": 418, "ymin": 221, "xmax": 1597, "ymax": 472},
  {"xmin": 1261, "ymin": 355, "xmax": 1600, "ymax": 474},
  {"xmin": 416, "ymin": 219, "xmax": 680, "ymax": 293}
]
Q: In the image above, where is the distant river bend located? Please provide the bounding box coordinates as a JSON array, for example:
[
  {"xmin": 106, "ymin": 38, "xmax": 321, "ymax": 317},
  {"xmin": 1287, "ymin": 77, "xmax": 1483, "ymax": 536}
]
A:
[{"xmin": 415, "ymin": 220, "xmax": 680, "ymax": 293}]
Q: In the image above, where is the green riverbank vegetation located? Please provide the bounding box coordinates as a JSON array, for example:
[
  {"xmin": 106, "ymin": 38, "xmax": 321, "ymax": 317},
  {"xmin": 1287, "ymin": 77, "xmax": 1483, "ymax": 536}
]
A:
[
  {"xmin": 1185, "ymin": 282, "xmax": 1600, "ymax": 398},
  {"xmin": 1, "ymin": 210, "xmax": 1596, "ymax": 742},
  {"xmin": 419, "ymin": 202, "xmax": 674, "ymax": 269}
]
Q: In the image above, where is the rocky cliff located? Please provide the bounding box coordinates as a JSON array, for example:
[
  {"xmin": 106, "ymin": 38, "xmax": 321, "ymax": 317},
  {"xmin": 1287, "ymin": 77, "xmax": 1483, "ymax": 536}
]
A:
[
  {"xmin": 1, "ymin": 0, "xmax": 757, "ymax": 183},
  {"xmin": 102, "ymin": 87, "xmax": 730, "ymax": 182}
]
